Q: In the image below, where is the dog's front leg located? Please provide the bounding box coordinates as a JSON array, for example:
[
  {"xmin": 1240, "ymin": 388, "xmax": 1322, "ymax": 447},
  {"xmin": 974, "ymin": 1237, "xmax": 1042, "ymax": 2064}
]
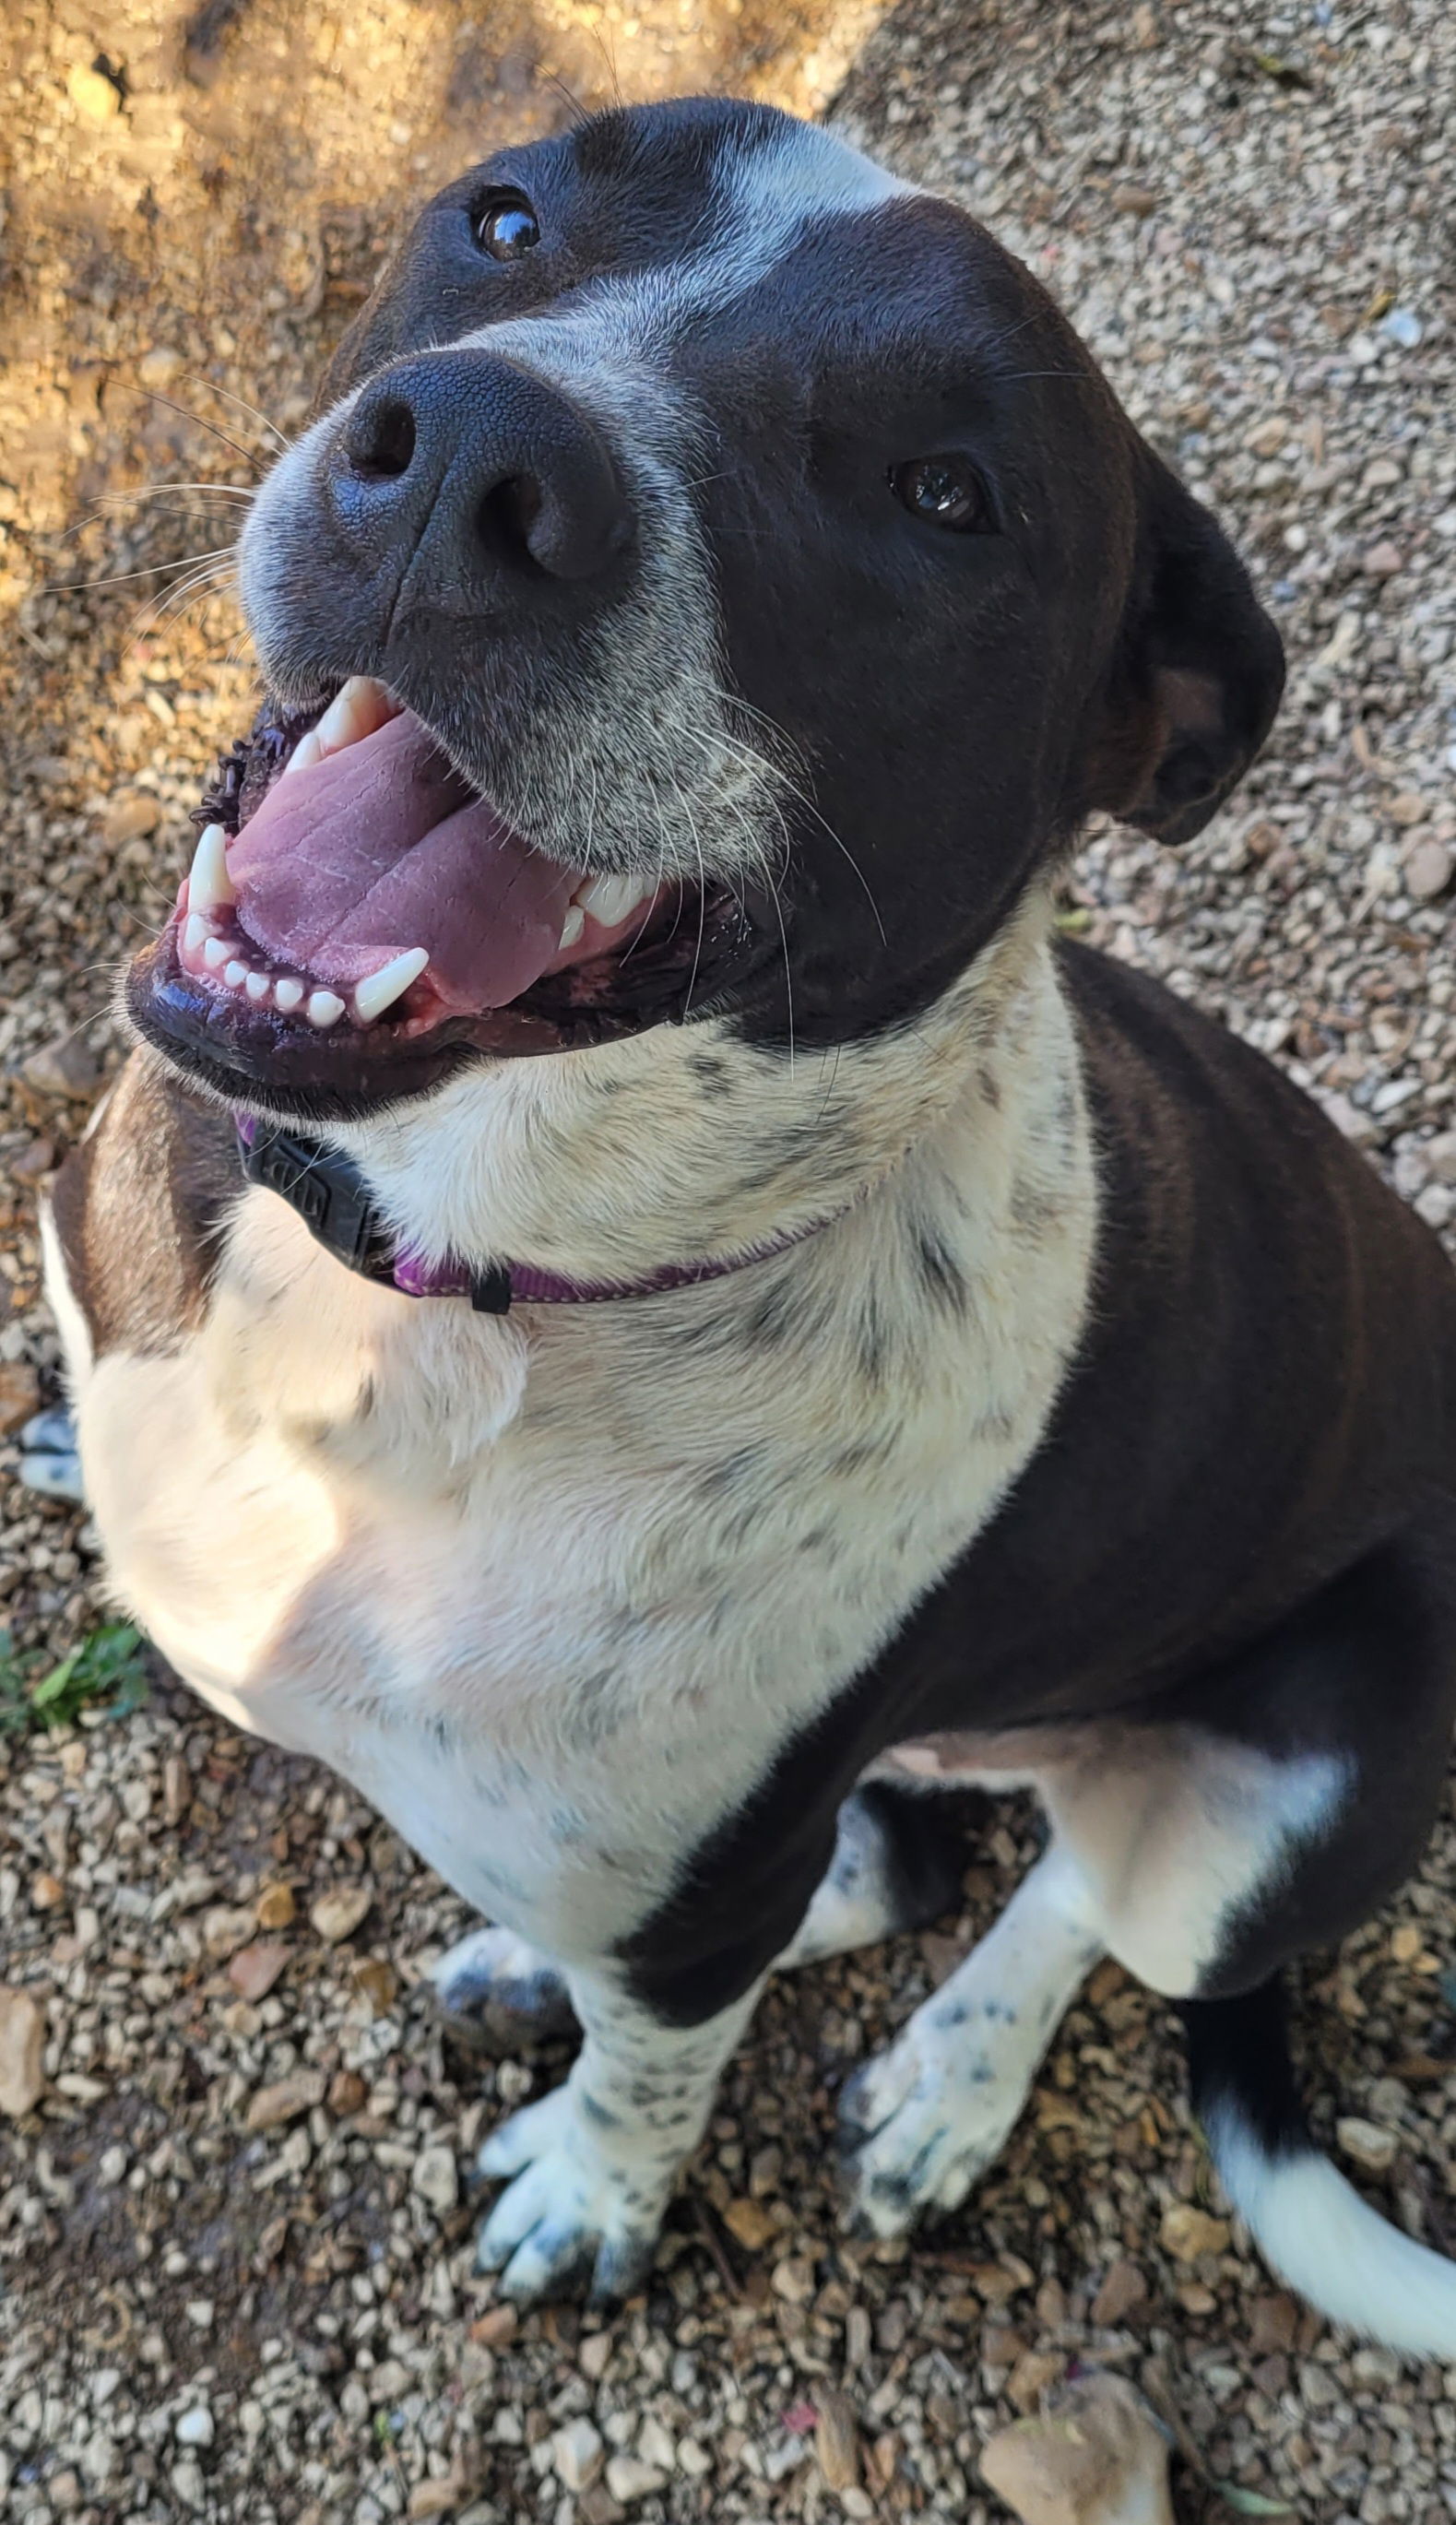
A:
[{"xmin": 475, "ymin": 1962, "xmax": 762, "ymax": 2304}]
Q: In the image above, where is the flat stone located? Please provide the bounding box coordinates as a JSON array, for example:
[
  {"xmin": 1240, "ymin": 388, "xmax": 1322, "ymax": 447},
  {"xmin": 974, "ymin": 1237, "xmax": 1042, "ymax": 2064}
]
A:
[
  {"xmin": 1404, "ymin": 838, "xmax": 1452, "ymax": 900},
  {"xmin": 1361, "ymin": 539, "xmax": 1404, "ymax": 576},
  {"xmin": 1158, "ymin": 2204, "xmax": 1230, "ymax": 2262},
  {"xmin": 411, "ymin": 2143, "xmax": 459, "ymax": 2214},
  {"xmin": 408, "ymin": 2481, "xmax": 467, "ymax": 2519},
  {"xmin": 255, "ymin": 1881, "xmax": 296, "ymax": 1929},
  {"xmin": 175, "ymin": 2408, "xmax": 215, "ymax": 2448},
  {"xmin": 202, "ymin": 1903, "xmax": 257, "ymax": 1961},
  {"xmin": 66, "ymin": 62, "xmax": 121, "ymax": 120},
  {"xmin": 578, "ymin": 2329, "xmax": 612, "ymax": 2381},
  {"xmin": 1387, "ymin": 790, "xmax": 1429, "ymax": 826},
  {"xmin": 551, "ymin": 2418, "xmax": 604, "ymax": 2492},
  {"xmin": 1007, "ymin": 2350, "xmax": 1064, "ymax": 2413},
  {"xmin": 815, "ymin": 2389, "xmax": 860, "ymax": 2493},
  {"xmin": 227, "ymin": 1941, "xmax": 290, "ymax": 2002},
  {"xmin": 604, "ymin": 2456, "xmax": 668, "ymax": 2504},
  {"xmin": 723, "ymin": 2196, "xmax": 775, "ymax": 2251},
  {"xmin": 0, "ymin": 1363, "xmax": 41, "ymax": 1437},
  {"xmin": 1090, "ymin": 2256, "xmax": 1148, "ymax": 2327},
  {"xmin": 1336, "ymin": 2116, "xmax": 1400, "ymax": 2175},
  {"xmin": 310, "ymin": 1882, "xmax": 373, "ymax": 1943},
  {"xmin": 0, "ymin": 1986, "xmax": 45, "ymax": 2117},
  {"xmin": 245, "ymin": 2068, "xmax": 326, "ymax": 2131},
  {"xmin": 101, "ymin": 791, "xmax": 160, "ymax": 845},
  {"xmin": 18, "ymin": 1033, "xmax": 100, "ymax": 1098}
]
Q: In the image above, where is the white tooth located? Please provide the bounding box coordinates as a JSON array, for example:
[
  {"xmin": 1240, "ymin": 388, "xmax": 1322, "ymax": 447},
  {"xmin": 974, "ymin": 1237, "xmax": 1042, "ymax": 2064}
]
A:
[
  {"xmin": 224, "ymin": 960, "xmax": 249, "ymax": 990},
  {"xmin": 307, "ymin": 990, "xmax": 345, "ymax": 1029},
  {"xmin": 314, "ymin": 674, "xmax": 397, "ymax": 758},
  {"xmin": 182, "ymin": 912, "xmax": 210, "ymax": 957},
  {"xmin": 281, "ymin": 728, "xmax": 324, "ymax": 779},
  {"xmin": 558, "ymin": 904, "xmax": 586, "ymax": 951},
  {"xmin": 274, "ymin": 976, "xmax": 305, "ymax": 1014},
  {"xmin": 203, "ymin": 936, "xmax": 230, "ymax": 970},
  {"xmin": 576, "ymin": 871, "xmax": 648, "ymax": 926},
  {"xmin": 188, "ymin": 822, "xmax": 236, "ymax": 913},
  {"xmin": 353, "ymin": 946, "xmax": 430, "ymax": 1025},
  {"xmin": 245, "ymin": 970, "xmax": 270, "ymax": 1003}
]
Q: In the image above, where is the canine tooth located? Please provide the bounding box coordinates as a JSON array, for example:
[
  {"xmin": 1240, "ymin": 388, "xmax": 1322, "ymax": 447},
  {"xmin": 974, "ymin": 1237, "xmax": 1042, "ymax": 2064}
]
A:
[
  {"xmin": 245, "ymin": 970, "xmax": 270, "ymax": 1003},
  {"xmin": 307, "ymin": 990, "xmax": 345, "ymax": 1028},
  {"xmin": 274, "ymin": 976, "xmax": 304, "ymax": 1014},
  {"xmin": 316, "ymin": 675, "xmax": 397, "ymax": 756},
  {"xmin": 281, "ymin": 728, "xmax": 324, "ymax": 779},
  {"xmin": 224, "ymin": 959, "xmax": 249, "ymax": 990},
  {"xmin": 576, "ymin": 871, "xmax": 649, "ymax": 926},
  {"xmin": 182, "ymin": 912, "xmax": 210, "ymax": 957},
  {"xmin": 353, "ymin": 946, "xmax": 429, "ymax": 1025},
  {"xmin": 558, "ymin": 903, "xmax": 586, "ymax": 951},
  {"xmin": 203, "ymin": 936, "xmax": 230, "ymax": 970},
  {"xmin": 188, "ymin": 821, "xmax": 236, "ymax": 913}
]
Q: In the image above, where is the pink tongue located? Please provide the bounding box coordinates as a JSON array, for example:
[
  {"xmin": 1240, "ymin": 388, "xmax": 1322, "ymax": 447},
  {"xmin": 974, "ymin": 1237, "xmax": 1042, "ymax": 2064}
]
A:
[{"xmin": 227, "ymin": 710, "xmax": 574, "ymax": 1014}]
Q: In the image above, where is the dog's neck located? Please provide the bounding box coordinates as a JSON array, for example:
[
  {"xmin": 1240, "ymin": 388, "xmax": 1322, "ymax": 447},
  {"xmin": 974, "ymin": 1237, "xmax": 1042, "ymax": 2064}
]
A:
[{"xmin": 316, "ymin": 888, "xmax": 1067, "ymax": 1291}]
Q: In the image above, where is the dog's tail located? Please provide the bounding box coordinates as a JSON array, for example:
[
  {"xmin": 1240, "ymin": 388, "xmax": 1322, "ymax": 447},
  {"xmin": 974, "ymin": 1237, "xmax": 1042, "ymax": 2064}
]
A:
[{"xmin": 1181, "ymin": 1977, "xmax": 1456, "ymax": 2359}]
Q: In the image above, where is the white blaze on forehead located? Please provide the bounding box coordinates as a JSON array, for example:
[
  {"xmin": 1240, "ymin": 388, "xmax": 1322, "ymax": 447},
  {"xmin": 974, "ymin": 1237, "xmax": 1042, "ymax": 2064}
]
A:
[{"xmin": 682, "ymin": 117, "xmax": 917, "ymax": 315}]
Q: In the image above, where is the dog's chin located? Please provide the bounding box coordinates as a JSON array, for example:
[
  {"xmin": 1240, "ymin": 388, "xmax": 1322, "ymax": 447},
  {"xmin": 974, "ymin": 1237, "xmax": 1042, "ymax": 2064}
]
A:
[{"xmin": 125, "ymin": 686, "xmax": 771, "ymax": 1125}]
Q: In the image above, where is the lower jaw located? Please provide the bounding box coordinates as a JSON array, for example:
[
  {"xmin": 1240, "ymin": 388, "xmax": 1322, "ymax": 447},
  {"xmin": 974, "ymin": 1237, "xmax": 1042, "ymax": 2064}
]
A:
[{"xmin": 126, "ymin": 893, "xmax": 769, "ymax": 1123}]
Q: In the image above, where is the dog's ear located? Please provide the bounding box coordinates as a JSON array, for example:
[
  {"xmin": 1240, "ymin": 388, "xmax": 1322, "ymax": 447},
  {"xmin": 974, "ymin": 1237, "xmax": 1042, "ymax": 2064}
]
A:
[{"xmin": 1086, "ymin": 448, "xmax": 1284, "ymax": 846}]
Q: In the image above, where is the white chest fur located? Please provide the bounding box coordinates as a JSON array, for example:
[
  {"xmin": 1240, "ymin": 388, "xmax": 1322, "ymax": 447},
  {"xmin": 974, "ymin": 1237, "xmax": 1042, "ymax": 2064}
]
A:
[{"xmin": 66, "ymin": 931, "xmax": 1096, "ymax": 1966}]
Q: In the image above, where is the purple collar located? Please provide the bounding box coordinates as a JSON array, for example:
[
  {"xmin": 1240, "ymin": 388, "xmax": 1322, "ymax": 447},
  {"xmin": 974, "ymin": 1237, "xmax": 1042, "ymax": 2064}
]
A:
[{"xmin": 236, "ymin": 1113, "xmax": 839, "ymax": 1314}]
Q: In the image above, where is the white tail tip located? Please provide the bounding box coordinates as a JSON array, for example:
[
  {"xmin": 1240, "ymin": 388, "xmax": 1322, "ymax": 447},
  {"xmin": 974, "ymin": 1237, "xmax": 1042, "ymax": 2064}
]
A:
[{"xmin": 1209, "ymin": 2103, "xmax": 1456, "ymax": 2362}]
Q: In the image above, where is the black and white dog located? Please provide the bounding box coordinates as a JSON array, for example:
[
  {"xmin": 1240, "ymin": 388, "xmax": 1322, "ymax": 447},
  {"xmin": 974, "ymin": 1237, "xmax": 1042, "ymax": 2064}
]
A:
[{"xmin": 42, "ymin": 99, "xmax": 1456, "ymax": 2353}]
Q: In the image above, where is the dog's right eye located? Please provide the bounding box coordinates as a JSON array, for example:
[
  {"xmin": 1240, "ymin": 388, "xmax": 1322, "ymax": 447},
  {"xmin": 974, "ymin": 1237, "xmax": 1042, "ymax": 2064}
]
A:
[
  {"xmin": 475, "ymin": 195, "xmax": 540, "ymax": 261},
  {"xmin": 890, "ymin": 455, "xmax": 992, "ymax": 532}
]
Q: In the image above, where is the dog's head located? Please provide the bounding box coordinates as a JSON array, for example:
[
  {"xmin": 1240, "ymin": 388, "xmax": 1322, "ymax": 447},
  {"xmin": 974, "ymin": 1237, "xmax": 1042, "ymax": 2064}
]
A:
[{"xmin": 129, "ymin": 100, "xmax": 1282, "ymax": 1252}]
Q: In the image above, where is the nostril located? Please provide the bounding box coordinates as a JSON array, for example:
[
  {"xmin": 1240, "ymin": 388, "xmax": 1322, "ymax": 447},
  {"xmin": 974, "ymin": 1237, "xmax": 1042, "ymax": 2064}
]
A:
[
  {"xmin": 346, "ymin": 397, "xmax": 417, "ymax": 482},
  {"xmin": 478, "ymin": 473, "xmax": 544, "ymax": 564}
]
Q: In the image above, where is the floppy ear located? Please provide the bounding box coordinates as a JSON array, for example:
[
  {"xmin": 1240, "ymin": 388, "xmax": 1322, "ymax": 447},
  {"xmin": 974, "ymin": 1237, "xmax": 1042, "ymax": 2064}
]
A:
[{"xmin": 1088, "ymin": 448, "xmax": 1285, "ymax": 846}]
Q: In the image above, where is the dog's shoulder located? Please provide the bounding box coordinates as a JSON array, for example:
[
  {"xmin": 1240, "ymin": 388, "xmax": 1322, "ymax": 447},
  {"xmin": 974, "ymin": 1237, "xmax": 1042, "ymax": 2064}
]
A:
[{"xmin": 47, "ymin": 1050, "xmax": 238, "ymax": 1360}]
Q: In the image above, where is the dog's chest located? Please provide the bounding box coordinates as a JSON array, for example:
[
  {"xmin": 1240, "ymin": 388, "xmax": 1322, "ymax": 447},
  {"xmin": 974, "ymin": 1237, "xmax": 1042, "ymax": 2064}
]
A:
[{"xmin": 69, "ymin": 1000, "xmax": 1095, "ymax": 1961}]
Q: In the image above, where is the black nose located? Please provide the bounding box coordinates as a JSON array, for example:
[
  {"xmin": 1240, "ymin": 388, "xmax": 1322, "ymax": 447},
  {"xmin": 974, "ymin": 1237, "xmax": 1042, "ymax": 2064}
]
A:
[{"xmin": 332, "ymin": 349, "xmax": 633, "ymax": 596}]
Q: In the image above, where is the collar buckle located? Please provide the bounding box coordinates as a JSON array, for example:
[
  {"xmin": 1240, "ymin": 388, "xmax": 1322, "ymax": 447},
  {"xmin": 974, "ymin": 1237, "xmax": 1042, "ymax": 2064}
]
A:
[{"xmin": 239, "ymin": 1123, "xmax": 398, "ymax": 1285}]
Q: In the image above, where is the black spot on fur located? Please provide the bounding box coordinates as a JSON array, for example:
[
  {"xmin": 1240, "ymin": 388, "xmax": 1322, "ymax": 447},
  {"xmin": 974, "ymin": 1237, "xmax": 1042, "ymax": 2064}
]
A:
[
  {"xmin": 915, "ymin": 1226, "xmax": 967, "ymax": 1311},
  {"xmin": 857, "ymin": 1295, "xmax": 889, "ymax": 1385},
  {"xmin": 1010, "ymin": 1178, "xmax": 1059, "ymax": 1236}
]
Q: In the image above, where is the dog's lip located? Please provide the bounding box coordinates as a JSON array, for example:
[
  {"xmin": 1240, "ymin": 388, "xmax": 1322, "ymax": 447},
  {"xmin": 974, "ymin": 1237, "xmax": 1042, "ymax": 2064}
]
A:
[
  {"xmin": 126, "ymin": 880, "xmax": 769, "ymax": 1121},
  {"xmin": 125, "ymin": 682, "xmax": 775, "ymax": 1116},
  {"xmin": 178, "ymin": 682, "xmax": 672, "ymax": 1032}
]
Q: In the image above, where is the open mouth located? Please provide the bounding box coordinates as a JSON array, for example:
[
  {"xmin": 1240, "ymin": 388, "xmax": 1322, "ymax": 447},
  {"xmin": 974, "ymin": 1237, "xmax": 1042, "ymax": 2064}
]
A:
[{"xmin": 127, "ymin": 678, "xmax": 767, "ymax": 1117}]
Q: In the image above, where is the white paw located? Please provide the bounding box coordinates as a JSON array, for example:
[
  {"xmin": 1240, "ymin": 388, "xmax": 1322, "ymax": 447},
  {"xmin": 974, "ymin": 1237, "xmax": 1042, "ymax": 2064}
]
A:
[
  {"xmin": 477, "ymin": 2082, "xmax": 668, "ymax": 2305},
  {"xmin": 430, "ymin": 1926, "xmax": 576, "ymax": 2053},
  {"xmin": 18, "ymin": 1409, "xmax": 84, "ymax": 1503},
  {"xmin": 837, "ymin": 2030, "xmax": 1023, "ymax": 2238}
]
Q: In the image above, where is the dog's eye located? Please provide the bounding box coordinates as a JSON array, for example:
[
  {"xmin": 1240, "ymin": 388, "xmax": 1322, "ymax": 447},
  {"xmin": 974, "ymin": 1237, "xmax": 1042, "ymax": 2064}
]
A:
[
  {"xmin": 890, "ymin": 456, "xmax": 991, "ymax": 532},
  {"xmin": 476, "ymin": 195, "xmax": 540, "ymax": 261}
]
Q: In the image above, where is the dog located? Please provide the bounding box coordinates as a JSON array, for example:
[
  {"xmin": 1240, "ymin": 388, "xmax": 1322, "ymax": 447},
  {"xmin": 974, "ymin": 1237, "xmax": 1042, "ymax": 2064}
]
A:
[{"xmin": 40, "ymin": 97, "xmax": 1456, "ymax": 2353}]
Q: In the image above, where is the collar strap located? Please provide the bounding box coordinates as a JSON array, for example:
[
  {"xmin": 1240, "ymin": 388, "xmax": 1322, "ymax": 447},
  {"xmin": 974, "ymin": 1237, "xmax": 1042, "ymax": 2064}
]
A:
[{"xmin": 236, "ymin": 1115, "xmax": 843, "ymax": 1313}]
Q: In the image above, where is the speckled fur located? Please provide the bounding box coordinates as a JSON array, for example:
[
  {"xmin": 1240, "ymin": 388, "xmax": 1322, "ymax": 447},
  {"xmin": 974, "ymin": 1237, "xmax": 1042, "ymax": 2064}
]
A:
[{"xmin": 55, "ymin": 897, "xmax": 1096, "ymax": 2291}]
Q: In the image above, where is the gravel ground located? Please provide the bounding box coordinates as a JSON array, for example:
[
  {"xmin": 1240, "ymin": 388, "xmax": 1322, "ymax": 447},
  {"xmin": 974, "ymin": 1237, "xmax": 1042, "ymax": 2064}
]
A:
[{"xmin": 3, "ymin": 1, "xmax": 1455, "ymax": 2519}]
